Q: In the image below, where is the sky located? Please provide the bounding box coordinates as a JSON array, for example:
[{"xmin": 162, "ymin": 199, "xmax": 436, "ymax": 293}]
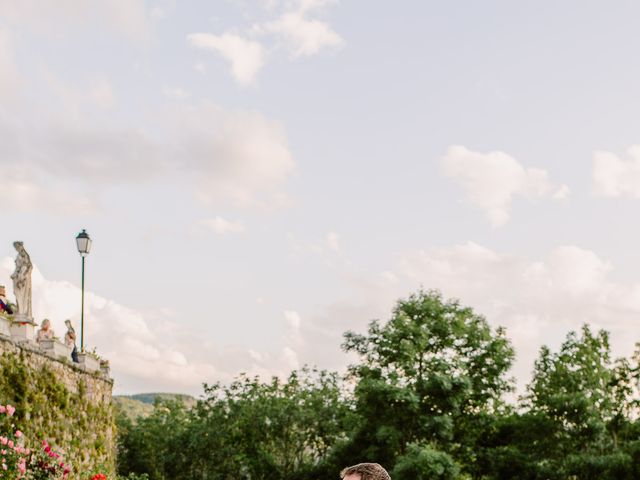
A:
[{"xmin": 1, "ymin": 0, "xmax": 640, "ymax": 396}]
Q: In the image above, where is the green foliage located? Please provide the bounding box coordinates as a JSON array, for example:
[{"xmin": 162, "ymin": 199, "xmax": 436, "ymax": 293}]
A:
[
  {"xmin": 475, "ymin": 326, "xmax": 640, "ymax": 479},
  {"xmin": 391, "ymin": 443, "xmax": 460, "ymax": 480},
  {"xmin": 115, "ymin": 290, "xmax": 640, "ymax": 480},
  {"xmin": 117, "ymin": 367, "xmax": 349, "ymax": 480},
  {"xmin": 338, "ymin": 290, "xmax": 515, "ymax": 472},
  {"xmin": 0, "ymin": 350, "xmax": 115, "ymax": 478}
]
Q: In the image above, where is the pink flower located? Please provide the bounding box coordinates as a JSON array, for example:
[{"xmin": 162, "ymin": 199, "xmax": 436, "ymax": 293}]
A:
[
  {"xmin": 1, "ymin": 463, "xmax": 6, "ymax": 471},
  {"xmin": 14, "ymin": 430, "xmax": 22, "ymax": 438},
  {"xmin": 6, "ymin": 405, "xmax": 15, "ymax": 417},
  {"xmin": 7, "ymin": 441, "xmax": 13, "ymax": 449},
  {"xmin": 0, "ymin": 437, "xmax": 6, "ymax": 445},
  {"xmin": 0, "ymin": 406, "xmax": 5, "ymax": 414}
]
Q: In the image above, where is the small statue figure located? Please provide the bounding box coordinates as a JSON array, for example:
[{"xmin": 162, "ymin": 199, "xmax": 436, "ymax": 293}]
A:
[
  {"xmin": 36, "ymin": 318, "xmax": 55, "ymax": 343},
  {"xmin": 11, "ymin": 241, "xmax": 33, "ymax": 319},
  {"xmin": 0, "ymin": 286, "xmax": 13, "ymax": 315},
  {"xmin": 64, "ymin": 319, "xmax": 78, "ymax": 363}
]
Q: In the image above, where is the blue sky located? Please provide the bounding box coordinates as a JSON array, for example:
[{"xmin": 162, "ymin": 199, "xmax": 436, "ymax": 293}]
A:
[{"xmin": 1, "ymin": 0, "xmax": 640, "ymax": 394}]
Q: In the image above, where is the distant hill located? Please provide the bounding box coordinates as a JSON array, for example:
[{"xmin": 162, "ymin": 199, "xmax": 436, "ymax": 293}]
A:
[
  {"xmin": 113, "ymin": 392, "xmax": 197, "ymax": 422},
  {"xmin": 125, "ymin": 392, "xmax": 197, "ymax": 406}
]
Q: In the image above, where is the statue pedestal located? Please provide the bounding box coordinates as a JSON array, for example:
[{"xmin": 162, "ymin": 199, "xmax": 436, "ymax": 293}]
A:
[
  {"xmin": 10, "ymin": 315, "xmax": 35, "ymax": 343},
  {"xmin": 77, "ymin": 352, "xmax": 100, "ymax": 372},
  {"xmin": 39, "ymin": 339, "xmax": 73, "ymax": 360},
  {"xmin": 0, "ymin": 316, "xmax": 11, "ymax": 338}
]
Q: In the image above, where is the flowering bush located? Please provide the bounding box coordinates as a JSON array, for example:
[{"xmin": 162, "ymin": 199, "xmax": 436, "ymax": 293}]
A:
[{"xmin": 0, "ymin": 404, "xmax": 70, "ymax": 479}]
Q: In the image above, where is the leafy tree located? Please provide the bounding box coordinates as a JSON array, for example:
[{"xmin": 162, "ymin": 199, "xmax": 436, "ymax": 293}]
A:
[
  {"xmin": 340, "ymin": 289, "xmax": 515, "ymax": 474},
  {"xmin": 116, "ymin": 400, "xmax": 190, "ymax": 480},
  {"xmin": 391, "ymin": 443, "xmax": 460, "ymax": 480},
  {"xmin": 114, "ymin": 290, "xmax": 640, "ymax": 480},
  {"xmin": 188, "ymin": 367, "xmax": 349, "ymax": 480},
  {"xmin": 524, "ymin": 325, "xmax": 624, "ymax": 454},
  {"xmin": 477, "ymin": 325, "xmax": 640, "ymax": 479}
]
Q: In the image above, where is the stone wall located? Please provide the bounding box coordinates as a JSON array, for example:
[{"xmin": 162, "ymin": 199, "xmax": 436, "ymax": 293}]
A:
[{"xmin": 0, "ymin": 335, "xmax": 115, "ymax": 478}]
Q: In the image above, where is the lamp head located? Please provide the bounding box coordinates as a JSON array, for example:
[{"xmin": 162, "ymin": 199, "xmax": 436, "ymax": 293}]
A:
[{"xmin": 76, "ymin": 229, "xmax": 92, "ymax": 257}]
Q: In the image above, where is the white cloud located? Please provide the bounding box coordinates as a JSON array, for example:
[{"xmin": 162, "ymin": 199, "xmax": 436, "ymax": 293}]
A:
[
  {"xmin": 0, "ymin": 0, "xmax": 152, "ymax": 43},
  {"xmin": 284, "ymin": 309, "xmax": 302, "ymax": 329},
  {"xmin": 284, "ymin": 309, "xmax": 303, "ymax": 347},
  {"xmin": 199, "ymin": 217, "xmax": 246, "ymax": 235},
  {"xmin": 266, "ymin": 241, "xmax": 640, "ymax": 399},
  {"xmin": 2, "ymin": 239, "xmax": 636, "ymax": 399},
  {"xmin": 263, "ymin": 0, "xmax": 343, "ymax": 58},
  {"xmin": 45, "ymin": 73, "xmax": 117, "ymax": 113},
  {"xmin": 592, "ymin": 146, "xmax": 640, "ymax": 197},
  {"xmin": 287, "ymin": 231, "xmax": 345, "ymax": 257},
  {"xmin": 187, "ymin": 32, "xmax": 265, "ymax": 86},
  {"xmin": 393, "ymin": 242, "xmax": 638, "ymax": 393},
  {"xmin": 0, "ymin": 167, "xmax": 97, "ymax": 215},
  {"xmin": 442, "ymin": 145, "xmax": 570, "ymax": 226},
  {"xmin": 187, "ymin": 0, "xmax": 342, "ymax": 85},
  {"xmin": 325, "ymin": 231, "xmax": 340, "ymax": 252},
  {"xmin": 173, "ymin": 103, "xmax": 294, "ymax": 207},
  {"xmin": 553, "ymin": 183, "xmax": 571, "ymax": 200},
  {"xmin": 0, "ymin": 259, "xmax": 314, "ymax": 394},
  {"xmin": 0, "ymin": 99, "xmax": 295, "ymax": 211}
]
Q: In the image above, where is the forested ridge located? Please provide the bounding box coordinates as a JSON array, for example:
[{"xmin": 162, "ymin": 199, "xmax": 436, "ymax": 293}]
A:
[{"xmin": 116, "ymin": 290, "xmax": 640, "ymax": 480}]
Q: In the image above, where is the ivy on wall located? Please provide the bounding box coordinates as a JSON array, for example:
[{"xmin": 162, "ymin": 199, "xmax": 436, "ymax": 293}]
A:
[{"xmin": 0, "ymin": 350, "xmax": 116, "ymax": 478}]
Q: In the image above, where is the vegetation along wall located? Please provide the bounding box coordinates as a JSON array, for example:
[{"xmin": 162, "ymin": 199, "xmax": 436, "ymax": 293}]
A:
[{"xmin": 0, "ymin": 336, "xmax": 115, "ymax": 478}]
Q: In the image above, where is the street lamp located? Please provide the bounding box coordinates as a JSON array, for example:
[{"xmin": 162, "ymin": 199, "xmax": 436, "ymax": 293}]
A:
[{"xmin": 75, "ymin": 229, "xmax": 92, "ymax": 352}]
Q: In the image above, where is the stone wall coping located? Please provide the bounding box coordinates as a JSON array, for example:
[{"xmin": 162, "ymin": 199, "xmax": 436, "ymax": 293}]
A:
[{"xmin": 0, "ymin": 335, "xmax": 113, "ymax": 386}]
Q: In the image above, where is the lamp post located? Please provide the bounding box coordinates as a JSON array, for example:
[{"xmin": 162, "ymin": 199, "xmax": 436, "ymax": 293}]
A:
[{"xmin": 75, "ymin": 229, "xmax": 92, "ymax": 352}]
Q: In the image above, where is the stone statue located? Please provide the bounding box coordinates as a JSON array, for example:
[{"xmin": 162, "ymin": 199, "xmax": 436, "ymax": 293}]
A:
[
  {"xmin": 36, "ymin": 318, "xmax": 54, "ymax": 343},
  {"xmin": 11, "ymin": 241, "xmax": 33, "ymax": 319}
]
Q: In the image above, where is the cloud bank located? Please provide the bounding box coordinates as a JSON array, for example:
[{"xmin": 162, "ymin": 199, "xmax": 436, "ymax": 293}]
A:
[
  {"xmin": 0, "ymin": 258, "xmax": 306, "ymax": 394},
  {"xmin": 442, "ymin": 145, "xmax": 569, "ymax": 226},
  {"xmin": 592, "ymin": 145, "xmax": 640, "ymax": 198},
  {"xmin": 188, "ymin": 0, "xmax": 343, "ymax": 85}
]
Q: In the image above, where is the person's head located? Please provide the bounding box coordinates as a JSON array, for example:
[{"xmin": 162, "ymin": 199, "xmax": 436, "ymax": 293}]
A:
[
  {"xmin": 65, "ymin": 319, "xmax": 72, "ymax": 328},
  {"xmin": 340, "ymin": 463, "xmax": 391, "ymax": 480},
  {"xmin": 41, "ymin": 318, "xmax": 51, "ymax": 330},
  {"xmin": 0, "ymin": 285, "xmax": 5, "ymax": 296},
  {"xmin": 13, "ymin": 241, "xmax": 23, "ymax": 251}
]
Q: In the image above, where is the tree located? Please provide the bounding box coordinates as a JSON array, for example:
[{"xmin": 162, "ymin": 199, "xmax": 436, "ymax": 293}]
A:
[
  {"xmin": 116, "ymin": 400, "xmax": 190, "ymax": 480},
  {"xmin": 340, "ymin": 289, "xmax": 515, "ymax": 474},
  {"xmin": 525, "ymin": 325, "xmax": 619, "ymax": 452},
  {"xmin": 499, "ymin": 324, "xmax": 639, "ymax": 479},
  {"xmin": 184, "ymin": 367, "xmax": 349, "ymax": 480},
  {"xmin": 391, "ymin": 443, "xmax": 460, "ymax": 480}
]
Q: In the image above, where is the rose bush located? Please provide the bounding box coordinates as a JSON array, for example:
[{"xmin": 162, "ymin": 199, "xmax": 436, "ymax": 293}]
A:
[{"xmin": 0, "ymin": 404, "xmax": 70, "ymax": 479}]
